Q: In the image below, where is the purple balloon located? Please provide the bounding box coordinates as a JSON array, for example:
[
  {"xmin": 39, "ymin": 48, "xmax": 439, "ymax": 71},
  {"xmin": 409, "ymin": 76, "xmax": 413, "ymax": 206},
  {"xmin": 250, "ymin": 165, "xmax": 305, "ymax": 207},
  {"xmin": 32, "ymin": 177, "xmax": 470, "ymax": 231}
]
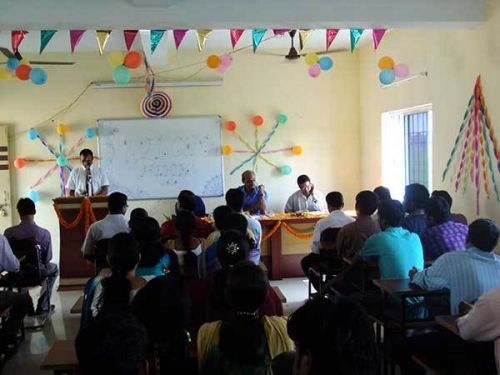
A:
[
  {"xmin": 394, "ymin": 63, "xmax": 410, "ymax": 78},
  {"xmin": 308, "ymin": 63, "xmax": 321, "ymax": 78}
]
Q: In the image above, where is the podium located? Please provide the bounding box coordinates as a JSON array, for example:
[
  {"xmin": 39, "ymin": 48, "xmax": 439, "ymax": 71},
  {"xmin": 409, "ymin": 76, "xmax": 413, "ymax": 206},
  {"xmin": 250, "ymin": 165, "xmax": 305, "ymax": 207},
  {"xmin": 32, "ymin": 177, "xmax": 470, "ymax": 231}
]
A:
[{"xmin": 53, "ymin": 196, "xmax": 109, "ymax": 289}]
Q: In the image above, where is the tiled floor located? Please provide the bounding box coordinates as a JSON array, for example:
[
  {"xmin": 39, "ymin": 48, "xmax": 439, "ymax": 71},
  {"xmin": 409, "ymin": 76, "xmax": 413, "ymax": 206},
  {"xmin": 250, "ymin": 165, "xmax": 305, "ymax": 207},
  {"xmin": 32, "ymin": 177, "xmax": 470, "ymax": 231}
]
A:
[{"xmin": 2, "ymin": 278, "xmax": 309, "ymax": 374}]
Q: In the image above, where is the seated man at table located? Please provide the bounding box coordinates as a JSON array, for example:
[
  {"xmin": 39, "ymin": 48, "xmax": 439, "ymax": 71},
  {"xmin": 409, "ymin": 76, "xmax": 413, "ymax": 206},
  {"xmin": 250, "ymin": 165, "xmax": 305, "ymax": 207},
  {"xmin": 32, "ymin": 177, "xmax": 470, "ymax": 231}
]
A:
[
  {"xmin": 402, "ymin": 183, "xmax": 430, "ymax": 236},
  {"xmin": 420, "ymin": 195, "xmax": 468, "ymax": 261},
  {"xmin": 410, "ymin": 218, "xmax": 500, "ymax": 314},
  {"xmin": 432, "ymin": 189, "xmax": 468, "ymax": 225},
  {"xmin": 4, "ymin": 198, "xmax": 58, "ymax": 315},
  {"xmin": 66, "ymin": 148, "xmax": 109, "ymax": 197},
  {"xmin": 81, "ymin": 192, "xmax": 130, "ymax": 258},
  {"xmin": 239, "ymin": 170, "xmax": 268, "ymax": 215},
  {"xmin": 284, "ymin": 174, "xmax": 326, "ymax": 213}
]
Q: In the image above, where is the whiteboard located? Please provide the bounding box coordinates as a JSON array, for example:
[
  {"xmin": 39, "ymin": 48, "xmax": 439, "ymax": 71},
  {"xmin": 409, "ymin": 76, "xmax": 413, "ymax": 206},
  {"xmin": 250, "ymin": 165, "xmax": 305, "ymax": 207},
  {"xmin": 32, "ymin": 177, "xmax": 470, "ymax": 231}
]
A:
[{"xmin": 97, "ymin": 116, "xmax": 224, "ymax": 200}]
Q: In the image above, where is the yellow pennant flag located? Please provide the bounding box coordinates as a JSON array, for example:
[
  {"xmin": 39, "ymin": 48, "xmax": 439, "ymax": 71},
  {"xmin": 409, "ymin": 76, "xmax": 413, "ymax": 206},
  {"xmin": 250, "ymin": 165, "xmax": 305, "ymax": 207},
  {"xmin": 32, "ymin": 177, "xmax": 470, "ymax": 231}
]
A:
[
  {"xmin": 299, "ymin": 29, "xmax": 313, "ymax": 51},
  {"xmin": 96, "ymin": 30, "xmax": 112, "ymax": 55},
  {"xmin": 196, "ymin": 29, "xmax": 212, "ymax": 51}
]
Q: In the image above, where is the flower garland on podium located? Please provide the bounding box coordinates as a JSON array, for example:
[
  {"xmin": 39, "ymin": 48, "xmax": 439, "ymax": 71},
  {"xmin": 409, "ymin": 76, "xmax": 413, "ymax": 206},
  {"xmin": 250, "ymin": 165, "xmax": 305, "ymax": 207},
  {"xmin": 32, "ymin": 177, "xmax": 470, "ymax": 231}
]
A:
[{"xmin": 53, "ymin": 197, "xmax": 97, "ymax": 233}]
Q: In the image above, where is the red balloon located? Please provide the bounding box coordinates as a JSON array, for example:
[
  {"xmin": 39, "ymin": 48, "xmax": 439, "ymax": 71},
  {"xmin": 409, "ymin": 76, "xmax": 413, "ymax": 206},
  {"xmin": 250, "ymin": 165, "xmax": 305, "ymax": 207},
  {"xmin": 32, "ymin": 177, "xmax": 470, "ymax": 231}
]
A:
[
  {"xmin": 225, "ymin": 121, "xmax": 237, "ymax": 131},
  {"xmin": 14, "ymin": 157, "xmax": 26, "ymax": 169},
  {"xmin": 123, "ymin": 51, "xmax": 142, "ymax": 69},
  {"xmin": 16, "ymin": 64, "xmax": 31, "ymax": 80},
  {"xmin": 252, "ymin": 115, "xmax": 264, "ymax": 126}
]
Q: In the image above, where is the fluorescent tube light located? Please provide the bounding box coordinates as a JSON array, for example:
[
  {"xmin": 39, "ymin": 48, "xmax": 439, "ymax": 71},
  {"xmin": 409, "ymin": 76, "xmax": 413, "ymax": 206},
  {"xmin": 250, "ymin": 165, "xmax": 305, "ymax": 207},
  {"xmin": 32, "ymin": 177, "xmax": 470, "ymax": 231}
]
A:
[{"xmin": 90, "ymin": 79, "xmax": 223, "ymax": 89}]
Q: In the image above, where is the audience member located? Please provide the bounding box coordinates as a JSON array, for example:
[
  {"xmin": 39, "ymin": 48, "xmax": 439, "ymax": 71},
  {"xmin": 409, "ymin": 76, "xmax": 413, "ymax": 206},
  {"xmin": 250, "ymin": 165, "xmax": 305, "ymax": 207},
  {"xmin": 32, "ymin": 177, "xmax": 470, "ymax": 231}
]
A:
[
  {"xmin": 128, "ymin": 207, "xmax": 148, "ymax": 232},
  {"xmin": 432, "ymin": 190, "xmax": 468, "ymax": 225},
  {"xmin": 205, "ymin": 205, "xmax": 233, "ymax": 247},
  {"xmin": 420, "ymin": 196, "xmax": 468, "ymax": 260},
  {"xmin": 410, "ymin": 219, "xmax": 500, "ymax": 314},
  {"xmin": 284, "ymin": 174, "xmax": 326, "ymax": 213},
  {"xmin": 239, "ymin": 170, "xmax": 268, "ymax": 215},
  {"xmin": 402, "ymin": 183, "xmax": 430, "ymax": 235},
  {"xmin": 197, "ymin": 262, "xmax": 293, "ymax": 374},
  {"xmin": 373, "ymin": 186, "xmax": 392, "ymax": 204},
  {"xmin": 174, "ymin": 190, "xmax": 206, "ymax": 218},
  {"xmin": 4, "ymin": 198, "xmax": 58, "ymax": 314}
]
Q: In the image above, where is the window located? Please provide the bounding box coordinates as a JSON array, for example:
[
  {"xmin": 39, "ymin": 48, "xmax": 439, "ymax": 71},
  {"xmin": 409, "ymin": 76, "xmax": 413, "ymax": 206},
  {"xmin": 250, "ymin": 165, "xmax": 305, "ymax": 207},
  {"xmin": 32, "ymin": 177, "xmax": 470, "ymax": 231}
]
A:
[{"xmin": 381, "ymin": 106, "xmax": 432, "ymax": 200}]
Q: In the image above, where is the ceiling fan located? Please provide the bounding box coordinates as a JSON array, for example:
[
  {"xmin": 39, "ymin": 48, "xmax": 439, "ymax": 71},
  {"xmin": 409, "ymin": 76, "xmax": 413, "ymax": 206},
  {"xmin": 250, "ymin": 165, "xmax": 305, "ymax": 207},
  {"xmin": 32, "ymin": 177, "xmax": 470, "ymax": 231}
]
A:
[
  {"xmin": 0, "ymin": 47, "xmax": 75, "ymax": 66},
  {"xmin": 257, "ymin": 29, "xmax": 348, "ymax": 61}
]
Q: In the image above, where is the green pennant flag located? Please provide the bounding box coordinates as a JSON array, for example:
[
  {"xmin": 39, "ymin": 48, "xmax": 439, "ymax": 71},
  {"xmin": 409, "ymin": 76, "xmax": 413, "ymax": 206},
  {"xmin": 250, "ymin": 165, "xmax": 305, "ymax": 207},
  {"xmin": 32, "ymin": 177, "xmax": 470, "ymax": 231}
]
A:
[
  {"xmin": 252, "ymin": 29, "xmax": 266, "ymax": 53},
  {"xmin": 350, "ymin": 28, "xmax": 364, "ymax": 52},
  {"xmin": 150, "ymin": 30, "xmax": 165, "ymax": 54},
  {"xmin": 40, "ymin": 30, "xmax": 57, "ymax": 54}
]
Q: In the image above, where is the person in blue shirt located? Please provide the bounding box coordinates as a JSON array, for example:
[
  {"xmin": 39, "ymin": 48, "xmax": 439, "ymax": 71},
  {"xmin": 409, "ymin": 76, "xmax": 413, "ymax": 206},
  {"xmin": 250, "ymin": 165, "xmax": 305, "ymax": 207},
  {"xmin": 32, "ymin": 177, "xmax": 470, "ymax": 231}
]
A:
[
  {"xmin": 402, "ymin": 183, "xmax": 429, "ymax": 236},
  {"xmin": 238, "ymin": 170, "xmax": 268, "ymax": 215}
]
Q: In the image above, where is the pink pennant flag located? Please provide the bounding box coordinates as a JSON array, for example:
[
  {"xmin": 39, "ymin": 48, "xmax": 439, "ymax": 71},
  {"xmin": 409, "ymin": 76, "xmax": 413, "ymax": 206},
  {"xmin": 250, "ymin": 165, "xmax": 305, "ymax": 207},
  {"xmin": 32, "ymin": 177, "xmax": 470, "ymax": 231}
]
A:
[
  {"xmin": 273, "ymin": 29, "xmax": 289, "ymax": 36},
  {"xmin": 11, "ymin": 30, "xmax": 28, "ymax": 53},
  {"xmin": 70, "ymin": 30, "xmax": 86, "ymax": 53},
  {"xmin": 173, "ymin": 29, "xmax": 188, "ymax": 50},
  {"xmin": 230, "ymin": 29, "xmax": 245, "ymax": 49},
  {"xmin": 326, "ymin": 29, "xmax": 339, "ymax": 50},
  {"xmin": 124, "ymin": 30, "xmax": 138, "ymax": 51},
  {"xmin": 372, "ymin": 29, "xmax": 387, "ymax": 50}
]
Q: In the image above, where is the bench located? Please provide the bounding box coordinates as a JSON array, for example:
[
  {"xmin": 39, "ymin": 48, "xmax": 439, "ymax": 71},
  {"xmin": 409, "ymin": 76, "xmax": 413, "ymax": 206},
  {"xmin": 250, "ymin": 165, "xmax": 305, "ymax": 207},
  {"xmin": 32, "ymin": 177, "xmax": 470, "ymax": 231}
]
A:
[
  {"xmin": 271, "ymin": 286, "xmax": 287, "ymax": 303},
  {"xmin": 40, "ymin": 340, "xmax": 78, "ymax": 375},
  {"xmin": 70, "ymin": 296, "xmax": 84, "ymax": 314}
]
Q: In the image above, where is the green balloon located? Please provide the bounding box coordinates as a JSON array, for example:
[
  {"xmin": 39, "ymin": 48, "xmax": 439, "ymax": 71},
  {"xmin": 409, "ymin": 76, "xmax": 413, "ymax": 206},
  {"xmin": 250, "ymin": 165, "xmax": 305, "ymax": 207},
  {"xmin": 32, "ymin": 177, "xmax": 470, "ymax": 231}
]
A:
[{"xmin": 113, "ymin": 66, "xmax": 131, "ymax": 84}]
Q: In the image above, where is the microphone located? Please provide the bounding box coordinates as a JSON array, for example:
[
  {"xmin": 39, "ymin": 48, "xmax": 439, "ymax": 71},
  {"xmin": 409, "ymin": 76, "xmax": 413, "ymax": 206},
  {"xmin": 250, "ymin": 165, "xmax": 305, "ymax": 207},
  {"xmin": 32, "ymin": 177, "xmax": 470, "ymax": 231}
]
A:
[{"xmin": 85, "ymin": 165, "xmax": 92, "ymax": 196}]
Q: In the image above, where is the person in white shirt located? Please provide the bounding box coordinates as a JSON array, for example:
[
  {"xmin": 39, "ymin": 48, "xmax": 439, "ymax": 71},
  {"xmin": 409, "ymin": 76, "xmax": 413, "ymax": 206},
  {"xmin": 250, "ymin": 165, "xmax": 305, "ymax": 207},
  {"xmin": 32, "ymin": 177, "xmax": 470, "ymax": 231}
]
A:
[
  {"xmin": 66, "ymin": 149, "xmax": 109, "ymax": 197},
  {"xmin": 81, "ymin": 192, "xmax": 130, "ymax": 258},
  {"xmin": 284, "ymin": 175, "xmax": 326, "ymax": 213}
]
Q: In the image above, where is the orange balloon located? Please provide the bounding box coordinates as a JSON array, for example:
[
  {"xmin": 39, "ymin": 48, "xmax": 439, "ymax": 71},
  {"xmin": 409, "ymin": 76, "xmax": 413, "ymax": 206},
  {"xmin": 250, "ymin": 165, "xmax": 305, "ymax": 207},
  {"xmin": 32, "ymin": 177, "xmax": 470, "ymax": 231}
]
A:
[
  {"xmin": 225, "ymin": 121, "xmax": 237, "ymax": 131},
  {"xmin": 16, "ymin": 64, "xmax": 31, "ymax": 80},
  {"xmin": 123, "ymin": 51, "xmax": 142, "ymax": 69},
  {"xmin": 221, "ymin": 145, "xmax": 233, "ymax": 155},
  {"xmin": 378, "ymin": 56, "xmax": 394, "ymax": 70},
  {"xmin": 292, "ymin": 145, "xmax": 303, "ymax": 155},
  {"xmin": 206, "ymin": 55, "xmax": 221, "ymax": 69},
  {"xmin": 14, "ymin": 157, "xmax": 26, "ymax": 169},
  {"xmin": 252, "ymin": 115, "xmax": 264, "ymax": 126}
]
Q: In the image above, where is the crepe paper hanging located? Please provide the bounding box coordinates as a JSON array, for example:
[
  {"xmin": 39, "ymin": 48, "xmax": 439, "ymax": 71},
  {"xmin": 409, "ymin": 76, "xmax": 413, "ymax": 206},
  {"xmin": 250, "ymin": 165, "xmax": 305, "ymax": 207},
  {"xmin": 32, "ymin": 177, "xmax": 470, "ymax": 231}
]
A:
[
  {"xmin": 299, "ymin": 29, "xmax": 313, "ymax": 51},
  {"xmin": 442, "ymin": 75, "xmax": 500, "ymax": 214},
  {"xmin": 230, "ymin": 29, "xmax": 245, "ymax": 49},
  {"xmin": 173, "ymin": 29, "xmax": 188, "ymax": 50},
  {"xmin": 326, "ymin": 29, "xmax": 339, "ymax": 50},
  {"xmin": 96, "ymin": 30, "xmax": 112, "ymax": 55},
  {"xmin": 124, "ymin": 30, "xmax": 138, "ymax": 51},
  {"xmin": 11, "ymin": 30, "xmax": 28, "ymax": 53},
  {"xmin": 70, "ymin": 30, "xmax": 86, "ymax": 53},
  {"xmin": 273, "ymin": 29, "xmax": 289, "ymax": 36},
  {"xmin": 372, "ymin": 29, "xmax": 387, "ymax": 50},
  {"xmin": 252, "ymin": 29, "xmax": 266, "ymax": 53},
  {"xmin": 350, "ymin": 28, "xmax": 364, "ymax": 52},
  {"xmin": 40, "ymin": 30, "xmax": 57, "ymax": 54},
  {"xmin": 150, "ymin": 30, "xmax": 166, "ymax": 54},
  {"xmin": 196, "ymin": 29, "xmax": 212, "ymax": 51}
]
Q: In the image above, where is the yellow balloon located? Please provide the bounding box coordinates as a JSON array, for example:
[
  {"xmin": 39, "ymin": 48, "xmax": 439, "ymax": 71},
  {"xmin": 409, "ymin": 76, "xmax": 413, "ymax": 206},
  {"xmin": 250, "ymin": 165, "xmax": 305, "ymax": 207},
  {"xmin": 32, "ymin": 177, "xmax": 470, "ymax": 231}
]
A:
[
  {"xmin": 0, "ymin": 68, "xmax": 11, "ymax": 80},
  {"xmin": 378, "ymin": 56, "xmax": 395, "ymax": 70},
  {"xmin": 56, "ymin": 123, "xmax": 68, "ymax": 136},
  {"xmin": 222, "ymin": 145, "xmax": 233, "ymax": 155},
  {"xmin": 107, "ymin": 51, "xmax": 125, "ymax": 67},
  {"xmin": 20, "ymin": 59, "xmax": 30, "ymax": 65},
  {"xmin": 292, "ymin": 145, "xmax": 303, "ymax": 155},
  {"xmin": 304, "ymin": 53, "xmax": 319, "ymax": 66}
]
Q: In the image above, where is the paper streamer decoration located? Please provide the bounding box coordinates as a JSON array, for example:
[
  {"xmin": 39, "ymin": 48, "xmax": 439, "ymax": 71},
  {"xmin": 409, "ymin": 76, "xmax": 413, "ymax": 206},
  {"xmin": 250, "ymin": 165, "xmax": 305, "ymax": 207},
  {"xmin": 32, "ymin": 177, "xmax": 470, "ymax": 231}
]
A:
[
  {"xmin": 150, "ymin": 30, "xmax": 165, "ymax": 54},
  {"xmin": 124, "ymin": 30, "xmax": 138, "ymax": 51},
  {"xmin": 230, "ymin": 29, "xmax": 245, "ymax": 49},
  {"xmin": 273, "ymin": 29, "xmax": 289, "ymax": 36},
  {"xmin": 372, "ymin": 29, "xmax": 387, "ymax": 50},
  {"xmin": 326, "ymin": 29, "xmax": 339, "ymax": 50},
  {"xmin": 196, "ymin": 29, "xmax": 212, "ymax": 51},
  {"xmin": 350, "ymin": 28, "xmax": 364, "ymax": 52},
  {"xmin": 12, "ymin": 30, "xmax": 28, "ymax": 53},
  {"xmin": 96, "ymin": 30, "xmax": 112, "ymax": 55},
  {"xmin": 40, "ymin": 30, "xmax": 57, "ymax": 54},
  {"xmin": 299, "ymin": 29, "xmax": 313, "ymax": 51},
  {"xmin": 140, "ymin": 91, "xmax": 172, "ymax": 118},
  {"xmin": 442, "ymin": 75, "xmax": 500, "ymax": 213},
  {"xmin": 70, "ymin": 30, "xmax": 86, "ymax": 53},
  {"xmin": 173, "ymin": 29, "xmax": 188, "ymax": 50},
  {"xmin": 252, "ymin": 29, "xmax": 266, "ymax": 53}
]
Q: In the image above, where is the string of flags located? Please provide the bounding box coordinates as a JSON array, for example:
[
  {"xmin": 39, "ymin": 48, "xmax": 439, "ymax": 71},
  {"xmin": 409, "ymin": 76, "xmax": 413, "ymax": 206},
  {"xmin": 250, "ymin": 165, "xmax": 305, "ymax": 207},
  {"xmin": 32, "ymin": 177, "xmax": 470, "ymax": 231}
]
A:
[{"xmin": 9, "ymin": 28, "xmax": 387, "ymax": 55}]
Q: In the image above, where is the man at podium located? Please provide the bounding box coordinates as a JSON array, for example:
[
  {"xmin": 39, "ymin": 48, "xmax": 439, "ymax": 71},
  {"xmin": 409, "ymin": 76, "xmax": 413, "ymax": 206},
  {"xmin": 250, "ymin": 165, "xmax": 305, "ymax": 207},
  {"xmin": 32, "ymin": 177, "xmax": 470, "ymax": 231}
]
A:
[{"xmin": 66, "ymin": 149, "xmax": 109, "ymax": 197}]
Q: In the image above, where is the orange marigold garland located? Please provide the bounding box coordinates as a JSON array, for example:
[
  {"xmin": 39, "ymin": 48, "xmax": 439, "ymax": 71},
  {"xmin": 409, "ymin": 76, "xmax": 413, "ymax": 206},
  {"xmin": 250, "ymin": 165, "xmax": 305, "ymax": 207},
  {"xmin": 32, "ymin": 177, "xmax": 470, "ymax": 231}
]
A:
[{"xmin": 53, "ymin": 198, "xmax": 97, "ymax": 233}]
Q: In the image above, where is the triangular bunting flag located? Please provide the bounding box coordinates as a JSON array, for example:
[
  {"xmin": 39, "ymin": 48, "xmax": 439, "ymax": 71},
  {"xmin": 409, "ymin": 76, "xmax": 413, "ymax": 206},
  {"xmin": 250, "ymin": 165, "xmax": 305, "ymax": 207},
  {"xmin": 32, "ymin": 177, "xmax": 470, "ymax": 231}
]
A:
[
  {"xmin": 273, "ymin": 29, "xmax": 289, "ymax": 36},
  {"xmin": 70, "ymin": 30, "xmax": 86, "ymax": 53},
  {"xmin": 326, "ymin": 29, "xmax": 339, "ymax": 50},
  {"xmin": 96, "ymin": 30, "xmax": 112, "ymax": 55},
  {"xmin": 196, "ymin": 29, "xmax": 212, "ymax": 51},
  {"xmin": 252, "ymin": 29, "xmax": 266, "ymax": 53},
  {"xmin": 150, "ymin": 30, "xmax": 165, "ymax": 54},
  {"xmin": 350, "ymin": 29, "xmax": 364, "ymax": 52},
  {"xmin": 139, "ymin": 30, "xmax": 169, "ymax": 68},
  {"xmin": 12, "ymin": 30, "xmax": 28, "ymax": 53},
  {"xmin": 299, "ymin": 29, "xmax": 313, "ymax": 51},
  {"xmin": 40, "ymin": 30, "xmax": 57, "ymax": 54},
  {"xmin": 173, "ymin": 29, "xmax": 188, "ymax": 50},
  {"xmin": 124, "ymin": 30, "xmax": 138, "ymax": 51},
  {"xmin": 372, "ymin": 29, "xmax": 387, "ymax": 50},
  {"xmin": 230, "ymin": 29, "xmax": 245, "ymax": 49}
]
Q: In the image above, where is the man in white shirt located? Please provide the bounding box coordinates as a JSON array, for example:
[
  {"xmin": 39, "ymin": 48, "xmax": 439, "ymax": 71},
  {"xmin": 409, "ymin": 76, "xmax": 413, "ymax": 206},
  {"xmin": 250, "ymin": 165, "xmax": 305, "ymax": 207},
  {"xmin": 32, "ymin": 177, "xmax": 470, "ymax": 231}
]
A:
[
  {"xmin": 81, "ymin": 192, "xmax": 129, "ymax": 258},
  {"xmin": 66, "ymin": 149, "xmax": 109, "ymax": 197},
  {"xmin": 284, "ymin": 175, "xmax": 326, "ymax": 213}
]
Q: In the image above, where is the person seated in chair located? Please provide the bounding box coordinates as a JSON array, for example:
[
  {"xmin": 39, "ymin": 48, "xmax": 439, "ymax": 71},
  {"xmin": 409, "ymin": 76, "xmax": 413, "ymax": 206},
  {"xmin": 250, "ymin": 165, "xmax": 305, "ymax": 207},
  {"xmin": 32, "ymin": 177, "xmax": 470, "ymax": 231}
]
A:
[
  {"xmin": 4, "ymin": 198, "xmax": 58, "ymax": 315},
  {"xmin": 431, "ymin": 189, "xmax": 468, "ymax": 225},
  {"xmin": 402, "ymin": 183, "xmax": 430, "ymax": 236}
]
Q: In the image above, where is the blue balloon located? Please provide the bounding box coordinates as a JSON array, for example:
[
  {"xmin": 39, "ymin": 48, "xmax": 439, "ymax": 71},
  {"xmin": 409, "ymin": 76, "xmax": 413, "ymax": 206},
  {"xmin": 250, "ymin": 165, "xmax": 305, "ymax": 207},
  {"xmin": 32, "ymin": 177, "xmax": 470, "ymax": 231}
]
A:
[
  {"xmin": 85, "ymin": 128, "xmax": 97, "ymax": 138},
  {"xmin": 30, "ymin": 68, "xmax": 47, "ymax": 85},
  {"xmin": 56, "ymin": 155, "xmax": 68, "ymax": 167},
  {"xmin": 280, "ymin": 165, "xmax": 292, "ymax": 175},
  {"xmin": 27, "ymin": 128, "xmax": 39, "ymax": 140},
  {"xmin": 6, "ymin": 58, "xmax": 20, "ymax": 72},
  {"xmin": 112, "ymin": 66, "xmax": 131, "ymax": 84},
  {"xmin": 27, "ymin": 190, "xmax": 40, "ymax": 203},
  {"xmin": 318, "ymin": 56, "xmax": 334, "ymax": 71},
  {"xmin": 278, "ymin": 114, "xmax": 288, "ymax": 124},
  {"xmin": 379, "ymin": 69, "xmax": 396, "ymax": 85}
]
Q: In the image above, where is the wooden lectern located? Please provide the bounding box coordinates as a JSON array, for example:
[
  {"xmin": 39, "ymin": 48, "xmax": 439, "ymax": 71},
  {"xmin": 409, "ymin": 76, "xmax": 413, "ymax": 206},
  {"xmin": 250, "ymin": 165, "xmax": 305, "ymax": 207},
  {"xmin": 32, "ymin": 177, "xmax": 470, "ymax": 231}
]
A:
[{"xmin": 53, "ymin": 196, "xmax": 109, "ymax": 289}]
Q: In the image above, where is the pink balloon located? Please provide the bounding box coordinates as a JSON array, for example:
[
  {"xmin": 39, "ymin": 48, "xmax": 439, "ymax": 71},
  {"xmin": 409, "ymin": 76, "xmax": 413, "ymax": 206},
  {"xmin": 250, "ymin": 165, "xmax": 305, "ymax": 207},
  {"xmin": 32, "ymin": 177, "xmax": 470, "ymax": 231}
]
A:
[
  {"xmin": 220, "ymin": 54, "xmax": 233, "ymax": 67},
  {"xmin": 394, "ymin": 63, "xmax": 410, "ymax": 78},
  {"xmin": 308, "ymin": 64, "xmax": 321, "ymax": 78},
  {"xmin": 217, "ymin": 64, "xmax": 228, "ymax": 74}
]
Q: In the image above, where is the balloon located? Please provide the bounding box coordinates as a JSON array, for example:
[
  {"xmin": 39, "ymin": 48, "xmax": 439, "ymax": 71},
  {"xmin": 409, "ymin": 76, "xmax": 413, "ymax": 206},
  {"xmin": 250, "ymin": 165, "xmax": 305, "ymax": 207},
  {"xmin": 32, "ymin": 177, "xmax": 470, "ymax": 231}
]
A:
[
  {"xmin": 27, "ymin": 128, "xmax": 39, "ymax": 140},
  {"xmin": 278, "ymin": 114, "xmax": 288, "ymax": 124},
  {"xmin": 379, "ymin": 69, "xmax": 396, "ymax": 85},
  {"xmin": 220, "ymin": 54, "xmax": 233, "ymax": 67},
  {"xmin": 394, "ymin": 63, "xmax": 410, "ymax": 78},
  {"xmin": 56, "ymin": 155, "xmax": 68, "ymax": 167},
  {"xmin": 6, "ymin": 58, "xmax": 20, "ymax": 71},
  {"xmin": 206, "ymin": 55, "xmax": 221, "ymax": 69},
  {"xmin": 16, "ymin": 64, "xmax": 31, "ymax": 80},
  {"xmin": 252, "ymin": 115, "xmax": 264, "ymax": 126},
  {"xmin": 216, "ymin": 64, "xmax": 228, "ymax": 74},
  {"xmin": 308, "ymin": 64, "xmax": 321, "ymax": 78},
  {"xmin": 85, "ymin": 128, "xmax": 97, "ymax": 138},
  {"xmin": 56, "ymin": 123, "xmax": 68, "ymax": 135},
  {"xmin": 291, "ymin": 145, "xmax": 303, "ymax": 155},
  {"xmin": 112, "ymin": 66, "xmax": 131, "ymax": 84},
  {"xmin": 225, "ymin": 121, "xmax": 237, "ymax": 131},
  {"xmin": 318, "ymin": 56, "xmax": 334, "ymax": 71},
  {"xmin": 378, "ymin": 56, "xmax": 395, "ymax": 70},
  {"xmin": 221, "ymin": 145, "xmax": 233, "ymax": 155},
  {"xmin": 14, "ymin": 157, "xmax": 26, "ymax": 169},
  {"xmin": 0, "ymin": 68, "xmax": 11, "ymax": 80},
  {"xmin": 123, "ymin": 51, "xmax": 142, "ymax": 69},
  {"xmin": 27, "ymin": 190, "xmax": 40, "ymax": 203},
  {"xmin": 107, "ymin": 51, "xmax": 125, "ymax": 67},
  {"xmin": 305, "ymin": 53, "xmax": 319, "ymax": 65},
  {"xmin": 29, "ymin": 67, "xmax": 47, "ymax": 85},
  {"xmin": 280, "ymin": 165, "xmax": 292, "ymax": 175}
]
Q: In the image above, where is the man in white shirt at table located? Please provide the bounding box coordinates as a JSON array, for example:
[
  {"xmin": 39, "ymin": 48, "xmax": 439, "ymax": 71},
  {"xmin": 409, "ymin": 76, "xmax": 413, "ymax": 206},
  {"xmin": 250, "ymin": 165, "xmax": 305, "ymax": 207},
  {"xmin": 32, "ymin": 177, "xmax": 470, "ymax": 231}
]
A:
[
  {"xmin": 284, "ymin": 174, "xmax": 326, "ymax": 213},
  {"xmin": 66, "ymin": 149, "xmax": 109, "ymax": 197}
]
